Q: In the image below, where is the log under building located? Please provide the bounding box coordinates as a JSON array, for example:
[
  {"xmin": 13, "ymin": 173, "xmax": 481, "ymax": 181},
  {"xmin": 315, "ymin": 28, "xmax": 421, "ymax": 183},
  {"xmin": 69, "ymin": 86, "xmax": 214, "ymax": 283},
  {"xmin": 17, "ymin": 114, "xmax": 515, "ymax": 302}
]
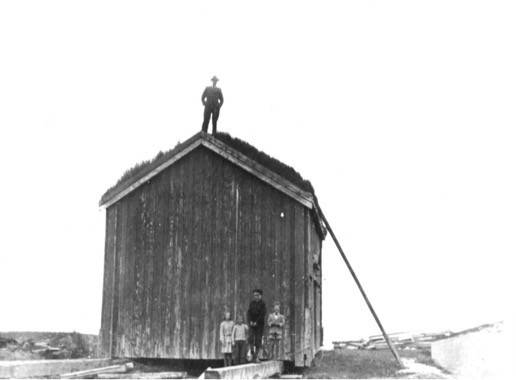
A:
[{"xmin": 99, "ymin": 132, "xmax": 327, "ymax": 366}]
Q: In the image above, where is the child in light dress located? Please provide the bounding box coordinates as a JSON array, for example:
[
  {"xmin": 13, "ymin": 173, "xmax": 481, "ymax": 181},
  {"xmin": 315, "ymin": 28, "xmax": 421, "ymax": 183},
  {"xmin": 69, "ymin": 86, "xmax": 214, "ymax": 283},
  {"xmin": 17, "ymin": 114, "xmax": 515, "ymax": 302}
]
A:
[{"xmin": 219, "ymin": 311, "xmax": 234, "ymax": 366}]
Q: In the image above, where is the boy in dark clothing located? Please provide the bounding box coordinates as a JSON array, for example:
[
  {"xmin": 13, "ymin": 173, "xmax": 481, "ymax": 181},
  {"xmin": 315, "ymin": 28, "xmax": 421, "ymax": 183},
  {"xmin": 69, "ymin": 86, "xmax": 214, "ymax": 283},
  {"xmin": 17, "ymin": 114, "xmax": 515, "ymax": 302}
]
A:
[{"xmin": 247, "ymin": 289, "xmax": 267, "ymax": 362}]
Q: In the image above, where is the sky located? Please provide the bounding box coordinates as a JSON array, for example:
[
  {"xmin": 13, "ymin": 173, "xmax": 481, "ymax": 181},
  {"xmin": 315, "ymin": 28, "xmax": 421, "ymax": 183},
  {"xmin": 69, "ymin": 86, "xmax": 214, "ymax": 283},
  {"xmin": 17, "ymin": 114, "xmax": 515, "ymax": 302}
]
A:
[{"xmin": 0, "ymin": 1, "xmax": 515, "ymax": 345}]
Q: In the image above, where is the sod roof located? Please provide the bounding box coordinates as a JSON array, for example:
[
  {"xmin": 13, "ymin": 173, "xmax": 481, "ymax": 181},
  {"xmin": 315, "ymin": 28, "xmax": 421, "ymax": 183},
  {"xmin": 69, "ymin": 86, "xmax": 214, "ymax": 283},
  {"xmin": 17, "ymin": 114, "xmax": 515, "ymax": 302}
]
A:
[{"xmin": 100, "ymin": 132, "xmax": 315, "ymax": 206}]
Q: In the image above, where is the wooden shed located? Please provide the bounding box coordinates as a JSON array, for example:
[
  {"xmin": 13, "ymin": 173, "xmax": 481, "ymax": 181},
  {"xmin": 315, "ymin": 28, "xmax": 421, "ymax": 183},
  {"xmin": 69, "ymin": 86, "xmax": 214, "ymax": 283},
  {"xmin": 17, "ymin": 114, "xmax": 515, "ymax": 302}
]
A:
[{"xmin": 99, "ymin": 132, "xmax": 326, "ymax": 366}]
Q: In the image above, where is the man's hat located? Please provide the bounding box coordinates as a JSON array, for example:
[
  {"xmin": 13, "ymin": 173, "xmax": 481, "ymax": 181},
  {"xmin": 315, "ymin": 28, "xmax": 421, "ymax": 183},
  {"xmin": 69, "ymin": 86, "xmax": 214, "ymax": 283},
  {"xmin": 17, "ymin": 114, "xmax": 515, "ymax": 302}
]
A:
[
  {"xmin": 211, "ymin": 75, "xmax": 219, "ymax": 82},
  {"xmin": 253, "ymin": 288, "xmax": 263, "ymax": 295}
]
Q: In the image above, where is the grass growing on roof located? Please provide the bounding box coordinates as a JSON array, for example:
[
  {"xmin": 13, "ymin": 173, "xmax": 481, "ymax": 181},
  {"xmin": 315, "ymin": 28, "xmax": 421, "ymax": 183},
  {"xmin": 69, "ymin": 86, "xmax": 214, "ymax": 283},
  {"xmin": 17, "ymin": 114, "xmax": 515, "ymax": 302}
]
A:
[
  {"xmin": 99, "ymin": 140, "xmax": 184, "ymax": 205},
  {"xmin": 100, "ymin": 132, "xmax": 314, "ymax": 205},
  {"xmin": 214, "ymin": 132, "xmax": 314, "ymax": 194}
]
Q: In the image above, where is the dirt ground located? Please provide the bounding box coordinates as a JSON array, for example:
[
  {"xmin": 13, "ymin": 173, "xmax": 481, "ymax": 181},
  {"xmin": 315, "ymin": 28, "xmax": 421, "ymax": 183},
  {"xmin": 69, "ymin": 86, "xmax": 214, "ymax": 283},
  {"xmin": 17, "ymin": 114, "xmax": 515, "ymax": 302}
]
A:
[{"xmin": 2, "ymin": 333, "xmax": 451, "ymax": 379}]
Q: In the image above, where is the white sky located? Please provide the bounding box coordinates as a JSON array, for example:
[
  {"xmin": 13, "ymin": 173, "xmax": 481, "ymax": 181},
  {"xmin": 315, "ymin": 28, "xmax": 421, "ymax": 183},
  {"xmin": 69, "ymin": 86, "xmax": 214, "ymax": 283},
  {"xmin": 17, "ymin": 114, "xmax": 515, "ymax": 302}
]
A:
[{"xmin": 0, "ymin": 1, "xmax": 515, "ymax": 344}]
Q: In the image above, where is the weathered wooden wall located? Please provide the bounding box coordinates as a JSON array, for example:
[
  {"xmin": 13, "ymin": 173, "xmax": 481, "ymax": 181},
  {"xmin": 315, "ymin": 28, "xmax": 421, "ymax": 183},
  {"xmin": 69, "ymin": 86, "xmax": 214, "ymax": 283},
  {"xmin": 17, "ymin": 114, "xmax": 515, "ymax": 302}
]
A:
[{"xmin": 100, "ymin": 146, "xmax": 323, "ymax": 365}]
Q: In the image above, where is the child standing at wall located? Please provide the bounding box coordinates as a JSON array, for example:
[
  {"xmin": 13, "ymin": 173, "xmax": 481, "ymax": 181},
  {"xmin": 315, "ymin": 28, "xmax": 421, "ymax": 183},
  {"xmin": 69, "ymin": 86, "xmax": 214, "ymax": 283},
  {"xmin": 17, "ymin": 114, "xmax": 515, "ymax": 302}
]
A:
[
  {"xmin": 267, "ymin": 302, "xmax": 286, "ymax": 360},
  {"xmin": 219, "ymin": 311, "xmax": 234, "ymax": 366},
  {"xmin": 231, "ymin": 314, "xmax": 249, "ymax": 365}
]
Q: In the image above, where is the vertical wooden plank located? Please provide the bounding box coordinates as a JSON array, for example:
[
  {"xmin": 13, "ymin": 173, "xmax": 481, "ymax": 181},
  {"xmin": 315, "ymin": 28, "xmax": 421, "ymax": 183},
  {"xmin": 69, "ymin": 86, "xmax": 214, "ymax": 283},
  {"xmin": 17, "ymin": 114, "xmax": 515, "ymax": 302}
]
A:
[
  {"xmin": 135, "ymin": 189, "xmax": 144, "ymax": 358},
  {"xmin": 109, "ymin": 205, "xmax": 119, "ymax": 358},
  {"xmin": 153, "ymin": 177, "xmax": 161, "ymax": 358},
  {"xmin": 311, "ymin": 220, "xmax": 321, "ymax": 353},
  {"xmin": 287, "ymin": 199, "xmax": 296, "ymax": 362},
  {"xmin": 249, "ymin": 178, "xmax": 257, "ymax": 292},
  {"xmin": 273, "ymin": 194, "xmax": 282, "ymax": 359},
  {"xmin": 216, "ymin": 160, "xmax": 228, "ymax": 359},
  {"xmin": 115, "ymin": 200, "xmax": 127, "ymax": 357},
  {"xmin": 245, "ymin": 174, "xmax": 254, "ymax": 336},
  {"xmin": 257, "ymin": 184, "xmax": 268, "ymax": 303},
  {"xmin": 172, "ymin": 157, "xmax": 185, "ymax": 358},
  {"xmin": 189, "ymin": 151, "xmax": 199, "ymax": 359},
  {"xmin": 122, "ymin": 199, "xmax": 131, "ymax": 357},
  {"xmin": 180, "ymin": 154, "xmax": 190, "ymax": 358},
  {"xmin": 293, "ymin": 203, "xmax": 305, "ymax": 366},
  {"xmin": 126, "ymin": 193, "xmax": 138, "ymax": 358},
  {"xmin": 207, "ymin": 153, "xmax": 216, "ymax": 359},
  {"xmin": 261, "ymin": 184, "xmax": 274, "ymax": 332},
  {"xmin": 238, "ymin": 172, "xmax": 245, "ymax": 313},
  {"xmin": 130, "ymin": 196, "xmax": 139, "ymax": 357},
  {"xmin": 178, "ymin": 155, "xmax": 188, "ymax": 358},
  {"xmin": 162, "ymin": 175, "xmax": 170, "ymax": 356},
  {"xmin": 154, "ymin": 173, "xmax": 168, "ymax": 357},
  {"xmin": 136, "ymin": 187, "xmax": 146, "ymax": 357},
  {"xmin": 149, "ymin": 179, "xmax": 158, "ymax": 357},
  {"xmin": 143, "ymin": 181, "xmax": 155, "ymax": 357},
  {"xmin": 209, "ymin": 149, "xmax": 218, "ymax": 358},
  {"xmin": 319, "ymin": 247, "xmax": 323, "ymax": 348},
  {"xmin": 145, "ymin": 183, "xmax": 155, "ymax": 356},
  {"xmin": 100, "ymin": 206, "xmax": 116, "ymax": 356},
  {"xmin": 200, "ymin": 148, "xmax": 211, "ymax": 359},
  {"xmin": 190, "ymin": 149, "xmax": 203, "ymax": 358},
  {"xmin": 140, "ymin": 184, "xmax": 148, "ymax": 357},
  {"xmin": 166, "ymin": 163, "xmax": 177, "ymax": 357},
  {"xmin": 304, "ymin": 210, "xmax": 314, "ymax": 363},
  {"xmin": 235, "ymin": 174, "xmax": 244, "ymax": 325},
  {"xmin": 99, "ymin": 209, "xmax": 108, "ymax": 356},
  {"xmin": 229, "ymin": 173, "xmax": 236, "ymax": 323},
  {"xmin": 207, "ymin": 151, "xmax": 222, "ymax": 358},
  {"xmin": 251, "ymin": 176, "xmax": 259, "ymax": 297},
  {"xmin": 218, "ymin": 154, "xmax": 229, "ymax": 357},
  {"xmin": 185, "ymin": 151, "xmax": 198, "ymax": 358},
  {"xmin": 260, "ymin": 185, "xmax": 269, "ymax": 303},
  {"xmin": 163, "ymin": 169, "xmax": 175, "ymax": 357},
  {"xmin": 278, "ymin": 195, "xmax": 291, "ymax": 361},
  {"xmin": 242, "ymin": 176, "xmax": 252, "ymax": 295}
]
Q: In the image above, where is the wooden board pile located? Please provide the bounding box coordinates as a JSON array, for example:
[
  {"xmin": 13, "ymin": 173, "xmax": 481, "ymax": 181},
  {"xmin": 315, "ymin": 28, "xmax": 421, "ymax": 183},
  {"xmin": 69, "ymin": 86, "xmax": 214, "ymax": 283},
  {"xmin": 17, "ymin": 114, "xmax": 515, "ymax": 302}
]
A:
[
  {"xmin": 333, "ymin": 323, "xmax": 501, "ymax": 351},
  {"xmin": 332, "ymin": 331, "xmax": 453, "ymax": 351},
  {"xmin": 59, "ymin": 362, "xmax": 187, "ymax": 379},
  {"xmin": 0, "ymin": 332, "xmax": 97, "ymax": 360}
]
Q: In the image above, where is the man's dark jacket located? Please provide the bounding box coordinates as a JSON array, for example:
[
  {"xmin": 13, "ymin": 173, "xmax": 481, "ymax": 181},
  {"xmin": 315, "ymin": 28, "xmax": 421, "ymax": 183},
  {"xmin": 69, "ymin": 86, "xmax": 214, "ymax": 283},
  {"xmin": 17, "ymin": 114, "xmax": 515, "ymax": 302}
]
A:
[
  {"xmin": 201, "ymin": 86, "xmax": 224, "ymax": 108},
  {"xmin": 247, "ymin": 300, "xmax": 267, "ymax": 329}
]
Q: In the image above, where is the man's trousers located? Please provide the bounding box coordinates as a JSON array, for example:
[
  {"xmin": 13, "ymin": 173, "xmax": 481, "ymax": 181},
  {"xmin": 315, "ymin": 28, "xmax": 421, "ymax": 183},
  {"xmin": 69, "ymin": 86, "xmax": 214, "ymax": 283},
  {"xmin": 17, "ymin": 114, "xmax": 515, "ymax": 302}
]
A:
[{"xmin": 202, "ymin": 106, "xmax": 220, "ymax": 134}]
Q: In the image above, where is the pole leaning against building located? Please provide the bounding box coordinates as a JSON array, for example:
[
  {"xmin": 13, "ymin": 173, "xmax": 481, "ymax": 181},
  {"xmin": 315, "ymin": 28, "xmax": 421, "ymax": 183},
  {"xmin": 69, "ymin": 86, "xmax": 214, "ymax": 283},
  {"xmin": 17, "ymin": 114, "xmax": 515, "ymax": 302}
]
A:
[{"xmin": 316, "ymin": 201, "xmax": 405, "ymax": 369}]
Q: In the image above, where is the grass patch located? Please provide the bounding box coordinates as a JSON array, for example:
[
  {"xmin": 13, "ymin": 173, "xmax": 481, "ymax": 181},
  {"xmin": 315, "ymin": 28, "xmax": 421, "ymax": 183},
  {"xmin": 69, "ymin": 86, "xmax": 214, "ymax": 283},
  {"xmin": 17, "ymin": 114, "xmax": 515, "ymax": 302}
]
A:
[
  {"xmin": 303, "ymin": 349, "xmax": 401, "ymax": 379},
  {"xmin": 301, "ymin": 348, "xmax": 444, "ymax": 379}
]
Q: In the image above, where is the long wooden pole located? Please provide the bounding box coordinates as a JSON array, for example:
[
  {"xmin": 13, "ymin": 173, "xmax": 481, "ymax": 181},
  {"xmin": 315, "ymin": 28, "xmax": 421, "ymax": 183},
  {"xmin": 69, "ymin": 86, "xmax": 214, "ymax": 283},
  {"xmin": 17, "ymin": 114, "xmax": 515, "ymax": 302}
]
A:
[{"xmin": 317, "ymin": 205, "xmax": 404, "ymax": 369}]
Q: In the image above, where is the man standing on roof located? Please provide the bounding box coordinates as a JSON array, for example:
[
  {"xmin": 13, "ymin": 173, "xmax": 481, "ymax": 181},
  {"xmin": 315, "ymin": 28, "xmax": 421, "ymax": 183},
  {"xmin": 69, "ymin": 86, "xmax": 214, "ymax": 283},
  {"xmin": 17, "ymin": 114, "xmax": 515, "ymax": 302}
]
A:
[{"xmin": 201, "ymin": 76, "xmax": 224, "ymax": 135}]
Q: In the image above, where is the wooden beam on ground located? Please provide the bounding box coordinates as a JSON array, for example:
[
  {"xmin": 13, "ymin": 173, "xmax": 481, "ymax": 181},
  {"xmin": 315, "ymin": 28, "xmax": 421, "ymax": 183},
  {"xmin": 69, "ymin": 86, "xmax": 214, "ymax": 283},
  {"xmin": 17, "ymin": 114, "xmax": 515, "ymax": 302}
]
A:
[
  {"xmin": 59, "ymin": 362, "xmax": 133, "ymax": 379},
  {"xmin": 97, "ymin": 371, "xmax": 187, "ymax": 379},
  {"xmin": 202, "ymin": 361, "xmax": 283, "ymax": 379},
  {"xmin": 317, "ymin": 204, "xmax": 405, "ymax": 369},
  {"xmin": 0, "ymin": 358, "xmax": 119, "ymax": 379}
]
